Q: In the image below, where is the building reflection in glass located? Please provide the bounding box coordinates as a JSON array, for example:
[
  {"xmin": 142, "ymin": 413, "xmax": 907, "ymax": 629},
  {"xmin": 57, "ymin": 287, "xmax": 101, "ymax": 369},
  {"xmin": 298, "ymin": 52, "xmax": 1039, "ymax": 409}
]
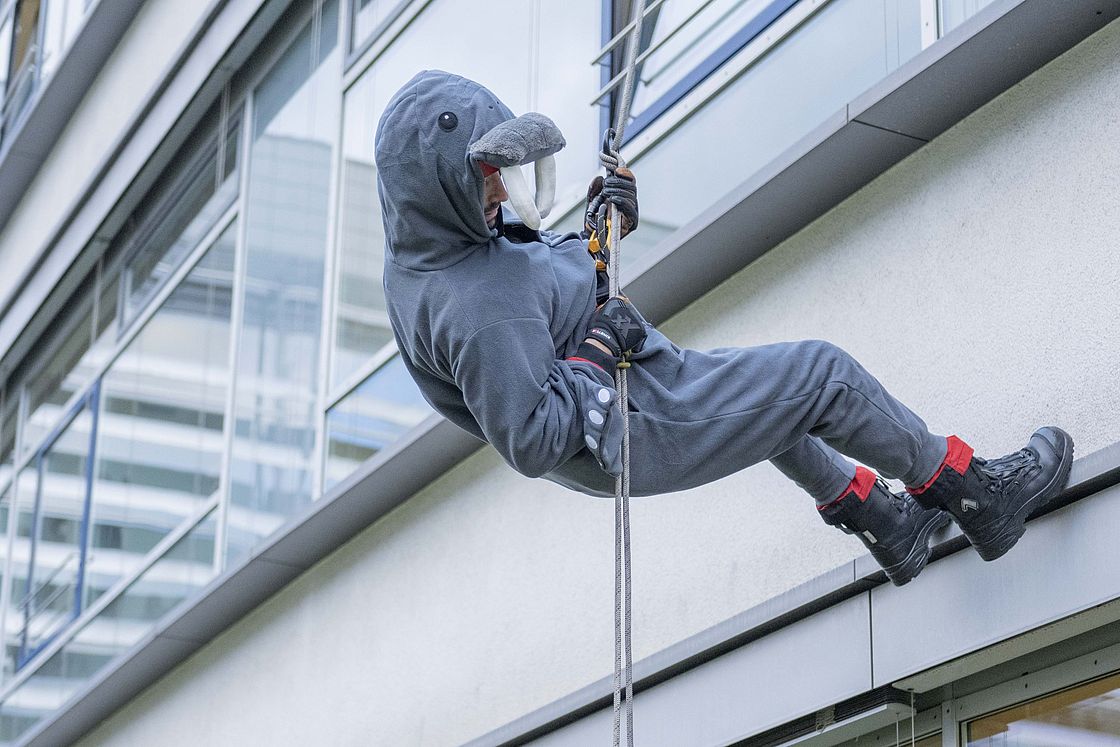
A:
[
  {"xmin": 85, "ymin": 224, "xmax": 236, "ymax": 608},
  {"xmin": 324, "ymin": 356, "xmax": 430, "ymax": 491}
]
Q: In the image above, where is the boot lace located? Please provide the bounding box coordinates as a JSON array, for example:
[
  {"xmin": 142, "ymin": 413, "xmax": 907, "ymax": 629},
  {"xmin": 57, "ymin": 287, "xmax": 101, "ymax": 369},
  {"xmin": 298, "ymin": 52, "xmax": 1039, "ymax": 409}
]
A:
[
  {"xmin": 881, "ymin": 479, "xmax": 920, "ymax": 516},
  {"xmin": 973, "ymin": 449, "xmax": 1040, "ymax": 493}
]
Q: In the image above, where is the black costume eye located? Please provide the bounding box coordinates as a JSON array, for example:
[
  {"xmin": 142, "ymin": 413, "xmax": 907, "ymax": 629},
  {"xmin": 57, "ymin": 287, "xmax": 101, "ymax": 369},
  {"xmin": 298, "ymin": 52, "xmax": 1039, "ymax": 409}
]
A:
[{"xmin": 437, "ymin": 112, "xmax": 458, "ymax": 131}]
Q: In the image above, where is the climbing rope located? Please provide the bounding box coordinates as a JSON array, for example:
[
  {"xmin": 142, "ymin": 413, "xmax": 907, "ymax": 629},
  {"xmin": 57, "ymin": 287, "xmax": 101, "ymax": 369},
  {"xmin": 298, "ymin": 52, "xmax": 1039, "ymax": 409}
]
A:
[{"xmin": 602, "ymin": 3, "xmax": 645, "ymax": 745}]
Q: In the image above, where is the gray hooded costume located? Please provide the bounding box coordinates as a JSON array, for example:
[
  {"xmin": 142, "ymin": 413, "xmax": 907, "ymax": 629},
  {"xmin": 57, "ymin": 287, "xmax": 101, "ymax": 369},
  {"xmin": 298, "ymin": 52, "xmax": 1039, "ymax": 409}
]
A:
[{"xmin": 376, "ymin": 71, "xmax": 948, "ymax": 503}]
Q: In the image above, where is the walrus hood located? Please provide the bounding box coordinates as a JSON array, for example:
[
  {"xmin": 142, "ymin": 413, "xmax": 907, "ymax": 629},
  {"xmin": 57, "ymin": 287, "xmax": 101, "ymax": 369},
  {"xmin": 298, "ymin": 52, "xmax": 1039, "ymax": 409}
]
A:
[{"xmin": 374, "ymin": 70, "xmax": 565, "ymax": 270}]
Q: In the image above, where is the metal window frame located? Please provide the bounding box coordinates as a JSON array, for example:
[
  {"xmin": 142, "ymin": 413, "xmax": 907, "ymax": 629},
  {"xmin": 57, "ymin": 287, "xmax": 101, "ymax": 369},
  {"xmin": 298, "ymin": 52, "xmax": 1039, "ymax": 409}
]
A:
[
  {"xmin": 344, "ymin": 0, "xmax": 423, "ymax": 73},
  {"xmin": 605, "ymin": 0, "xmax": 803, "ymax": 144},
  {"xmin": 341, "ymin": 0, "xmax": 432, "ymax": 91},
  {"xmin": 0, "ymin": 204, "xmax": 239, "ymax": 680},
  {"xmin": 116, "ymin": 102, "xmax": 244, "ymax": 334},
  {"xmin": 16, "ymin": 378, "xmax": 99, "ymax": 669},
  {"xmin": 947, "ymin": 640, "xmax": 1120, "ymax": 745},
  {"xmin": 311, "ymin": 0, "xmax": 347, "ymax": 515},
  {"xmin": 539, "ymin": 0, "xmax": 832, "ymax": 235}
]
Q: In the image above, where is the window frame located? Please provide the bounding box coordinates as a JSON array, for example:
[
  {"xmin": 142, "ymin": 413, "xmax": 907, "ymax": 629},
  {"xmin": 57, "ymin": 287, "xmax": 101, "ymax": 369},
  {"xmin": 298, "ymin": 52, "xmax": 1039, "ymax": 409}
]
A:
[
  {"xmin": 16, "ymin": 379, "xmax": 99, "ymax": 669},
  {"xmin": 951, "ymin": 638, "xmax": 1120, "ymax": 745}
]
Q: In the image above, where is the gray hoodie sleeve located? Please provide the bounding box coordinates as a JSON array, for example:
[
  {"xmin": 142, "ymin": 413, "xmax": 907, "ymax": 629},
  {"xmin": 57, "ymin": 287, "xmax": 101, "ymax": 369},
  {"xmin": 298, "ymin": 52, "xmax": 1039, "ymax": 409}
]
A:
[{"xmin": 454, "ymin": 317, "xmax": 619, "ymax": 478}]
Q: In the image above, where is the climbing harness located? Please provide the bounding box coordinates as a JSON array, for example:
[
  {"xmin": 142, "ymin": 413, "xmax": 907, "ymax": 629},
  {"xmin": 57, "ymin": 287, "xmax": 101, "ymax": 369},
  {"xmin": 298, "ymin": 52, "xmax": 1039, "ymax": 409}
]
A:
[{"xmin": 600, "ymin": 3, "xmax": 646, "ymax": 745}]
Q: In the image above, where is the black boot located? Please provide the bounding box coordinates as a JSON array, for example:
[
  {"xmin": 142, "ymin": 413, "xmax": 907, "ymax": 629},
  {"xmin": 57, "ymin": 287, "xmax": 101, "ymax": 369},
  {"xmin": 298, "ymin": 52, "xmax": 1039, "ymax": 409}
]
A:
[
  {"xmin": 910, "ymin": 428, "xmax": 1074, "ymax": 561},
  {"xmin": 820, "ymin": 472, "xmax": 950, "ymax": 586}
]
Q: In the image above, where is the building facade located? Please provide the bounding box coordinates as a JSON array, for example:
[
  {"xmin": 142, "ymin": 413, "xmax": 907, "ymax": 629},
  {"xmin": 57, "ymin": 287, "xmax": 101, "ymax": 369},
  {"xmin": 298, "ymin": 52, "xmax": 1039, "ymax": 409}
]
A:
[{"xmin": 0, "ymin": 0, "xmax": 1117, "ymax": 744}]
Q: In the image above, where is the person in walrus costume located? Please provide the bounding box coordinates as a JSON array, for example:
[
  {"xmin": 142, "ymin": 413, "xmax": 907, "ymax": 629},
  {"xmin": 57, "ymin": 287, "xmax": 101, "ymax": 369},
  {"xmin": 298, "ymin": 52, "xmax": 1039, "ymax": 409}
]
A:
[{"xmin": 374, "ymin": 70, "xmax": 1073, "ymax": 586}]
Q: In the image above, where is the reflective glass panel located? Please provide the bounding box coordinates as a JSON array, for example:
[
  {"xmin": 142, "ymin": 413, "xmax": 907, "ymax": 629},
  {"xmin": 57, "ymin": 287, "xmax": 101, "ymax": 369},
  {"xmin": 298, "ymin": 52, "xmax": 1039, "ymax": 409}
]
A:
[
  {"xmin": 3, "ymin": 467, "xmax": 37, "ymax": 682},
  {"xmin": 228, "ymin": 0, "xmax": 339, "ymax": 563},
  {"xmin": 86, "ymin": 224, "xmax": 235, "ymax": 607},
  {"xmin": 323, "ymin": 356, "xmax": 430, "ymax": 490},
  {"xmin": 120, "ymin": 105, "xmax": 241, "ymax": 325},
  {"xmin": 40, "ymin": 0, "xmax": 87, "ymax": 82},
  {"xmin": 21, "ymin": 295, "xmax": 95, "ymax": 459},
  {"xmin": 74, "ymin": 511, "xmax": 217, "ymax": 661},
  {"xmin": 0, "ymin": 391, "xmax": 17, "ymax": 491},
  {"xmin": 0, "ymin": 485, "xmax": 11, "ymax": 681},
  {"xmin": 967, "ymin": 672, "xmax": 1120, "ymax": 745},
  {"xmin": 330, "ymin": 68, "xmax": 394, "ymax": 392},
  {"xmin": 0, "ymin": 13, "xmax": 12, "ymax": 98},
  {"xmin": 332, "ymin": 0, "xmax": 600, "ymax": 391},
  {"xmin": 3, "ymin": 0, "xmax": 41, "ymax": 133},
  {"xmin": 625, "ymin": 0, "xmax": 918, "ymax": 259},
  {"xmin": 0, "ymin": 512, "xmax": 217, "ymax": 745},
  {"xmin": 350, "ymin": 0, "xmax": 393, "ymax": 51},
  {"xmin": 941, "ymin": 0, "xmax": 999, "ymax": 36},
  {"xmin": 627, "ymin": 0, "xmax": 785, "ymax": 116},
  {"xmin": 21, "ymin": 406, "xmax": 94, "ymax": 661}
]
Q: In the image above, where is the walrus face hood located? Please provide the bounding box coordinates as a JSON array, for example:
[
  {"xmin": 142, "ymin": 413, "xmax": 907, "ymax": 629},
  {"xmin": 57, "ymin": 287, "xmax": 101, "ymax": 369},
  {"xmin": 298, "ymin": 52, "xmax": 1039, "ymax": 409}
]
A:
[{"xmin": 375, "ymin": 70, "xmax": 566, "ymax": 271}]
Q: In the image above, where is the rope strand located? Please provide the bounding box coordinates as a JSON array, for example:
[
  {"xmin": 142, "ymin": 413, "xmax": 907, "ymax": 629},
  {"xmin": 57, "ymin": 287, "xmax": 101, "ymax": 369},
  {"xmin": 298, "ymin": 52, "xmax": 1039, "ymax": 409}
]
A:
[{"xmin": 607, "ymin": 2, "xmax": 645, "ymax": 745}]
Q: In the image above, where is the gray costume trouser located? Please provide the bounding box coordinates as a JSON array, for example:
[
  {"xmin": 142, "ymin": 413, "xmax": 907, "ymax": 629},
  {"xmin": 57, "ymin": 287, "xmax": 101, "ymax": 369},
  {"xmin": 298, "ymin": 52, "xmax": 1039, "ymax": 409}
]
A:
[{"xmin": 552, "ymin": 336, "xmax": 949, "ymax": 503}]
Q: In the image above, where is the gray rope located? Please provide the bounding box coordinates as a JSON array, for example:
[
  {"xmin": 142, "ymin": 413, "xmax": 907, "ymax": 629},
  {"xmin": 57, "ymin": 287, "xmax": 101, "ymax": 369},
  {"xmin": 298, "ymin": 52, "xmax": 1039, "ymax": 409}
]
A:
[{"xmin": 605, "ymin": 3, "xmax": 645, "ymax": 745}]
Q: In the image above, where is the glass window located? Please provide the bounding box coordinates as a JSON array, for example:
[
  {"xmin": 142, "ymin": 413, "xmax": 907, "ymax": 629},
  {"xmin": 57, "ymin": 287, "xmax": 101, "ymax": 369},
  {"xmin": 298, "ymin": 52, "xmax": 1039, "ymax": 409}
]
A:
[
  {"xmin": 76, "ymin": 510, "xmax": 217, "ymax": 661},
  {"xmin": 941, "ymin": 0, "xmax": 999, "ymax": 36},
  {"xmin": 323, "ymin": 356, "xmax": 430, "ymax": 490},
  {"xmin": 0, "ymin": 511, "xmax": 217, "ymax": 745},
  {"xmin": 20, "ymin": 278, "xmax": 102, "ymax": 459},
  {"xmin": 3, "ymin": 466, "xmax": 37, "ymax": 682},
  {"xmin": 20, "ymin": 403, "xmax": 95, "ymax": 663},
  {"xmin": 967, "ymin": 671, "xmax": 1120, "ymax": 745},
  {"xmin": 350, "ymin": 0, "xmax": 395, "ymax": 52},
  {"xmin": 0, "ymin": 11, "xmax": 12, "ymax": 100},
  {"xmin": 3, "ymin": 0, "xmax": 40, "ymax": 132},
  {"xmin": 8, "ymin": 0, "xmax": 39, "ymax": 91},
  {"xmin": 0, "ymin": 390, "xmax": 17, "ymax": 492},
  {"xmin": 227, "ymin": 0, "xmax": 340, "ymax": 564},
  {"xmin": 39, "ymin": 0, "xmax": 86, "ymax": 82},
  {"xmin": 627, "ymin": 0, "xmax": 788, "ymax": 117},
  {"xmin": 86, "ymin": 224, "xmax": 236, "ymax": 607},
  {"xmin": 330, "ymin": 66, "xmax": 394, "ymax": 392},
  {"xmin": 624, "ymin": 0, "xmax": 919, "ymax": 259},
  {"xmin": 0, "ymin": 484, "xmax": 11, "ymax": 678},
  {"xmin": 119, "ymin": 103, "xmax": 241, "ymax": 326}
]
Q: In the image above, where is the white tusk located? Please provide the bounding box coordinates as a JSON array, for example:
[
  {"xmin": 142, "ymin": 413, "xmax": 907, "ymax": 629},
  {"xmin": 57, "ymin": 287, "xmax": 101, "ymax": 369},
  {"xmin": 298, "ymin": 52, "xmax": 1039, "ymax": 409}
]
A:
[
  {"xmin": 500, "ymin": 165, "xmax": 541, "ymax": 231},
  {"xmin": 534, "ymin": 155, "xmax": 556, "ymax": 220}
]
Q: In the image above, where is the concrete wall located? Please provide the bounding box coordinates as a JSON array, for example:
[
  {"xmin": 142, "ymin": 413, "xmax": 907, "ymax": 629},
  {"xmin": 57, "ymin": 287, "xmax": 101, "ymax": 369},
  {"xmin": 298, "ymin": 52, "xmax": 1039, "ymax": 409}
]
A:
[
  {"xmin": 0, "ymin": 0, "xmax": 220, "ymax": 308},
  {"xmin": 76, "ymin": 15, "xmax": 1120, "ymax": 747}
]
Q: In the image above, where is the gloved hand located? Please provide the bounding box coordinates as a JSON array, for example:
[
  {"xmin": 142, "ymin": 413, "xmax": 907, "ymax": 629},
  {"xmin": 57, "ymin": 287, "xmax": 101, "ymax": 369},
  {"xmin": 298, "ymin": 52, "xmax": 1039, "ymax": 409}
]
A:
[
  {"xmin": 584, "ymin": 167, "xmax": 639, "ymax": 241},
  {"xmin": 574, "ymin": 296, "xmax": 647, "ymax": 370},
  {"xmin": 580, "ymin": 381, "xmax": 625, "ymax": 476}
]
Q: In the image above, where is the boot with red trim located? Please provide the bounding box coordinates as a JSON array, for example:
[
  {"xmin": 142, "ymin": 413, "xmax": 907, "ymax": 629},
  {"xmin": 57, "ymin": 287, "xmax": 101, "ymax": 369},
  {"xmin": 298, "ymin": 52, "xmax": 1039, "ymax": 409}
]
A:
[
  {"xmin": 819, "ymin": 467, "xmax": 951, "ymax": 586},
  {"xmin": 908, "ymin": 428, "xmax": 1074, "ymax": 561}
]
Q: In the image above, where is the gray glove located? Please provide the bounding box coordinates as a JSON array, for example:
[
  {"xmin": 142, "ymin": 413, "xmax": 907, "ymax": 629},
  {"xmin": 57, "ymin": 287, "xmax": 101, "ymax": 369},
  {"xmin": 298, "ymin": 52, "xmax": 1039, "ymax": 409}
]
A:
[{"xmin": 580, "ymin": 381, "xmax": 625, "ymax": 476}]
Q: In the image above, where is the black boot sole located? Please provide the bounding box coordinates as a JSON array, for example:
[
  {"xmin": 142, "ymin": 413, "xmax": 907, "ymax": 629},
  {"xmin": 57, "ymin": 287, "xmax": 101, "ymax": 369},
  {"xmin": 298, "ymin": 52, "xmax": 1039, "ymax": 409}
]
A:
[
  {"xmin": 968, "ymin": 427, "xmax": 1075, "ymax": 562},
  {"xmin": 881, "ymin": 510, "xmax": 951, "ymax": 586}
]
